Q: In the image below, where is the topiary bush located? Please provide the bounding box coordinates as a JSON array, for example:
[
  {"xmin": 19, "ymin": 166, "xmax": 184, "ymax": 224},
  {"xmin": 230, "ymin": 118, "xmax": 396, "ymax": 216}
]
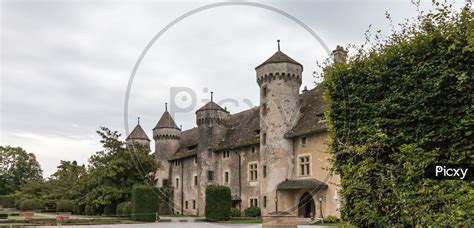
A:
[
  {"xmin": 205, "ymin": 185, "xmax": 231, "ymax": 221},
  {"xmin": 123, "ymin": 202, "xmax": 132, "ymax": 217},
  {"xmin": 131, "ymin": 185, "xmax": 160, "ymax": 222},
  {"xmin": 244, "ymin": 206, "xmax": 261, "ymax": 217},
  {"xmin": 56, "ymin": 200, "xmax": 74, "ymax": 212},
  {"xmin": 323, "ymin": 2, "xmax": 473, "ymax": 227},
  {"xmin": 104, "ymin": 203, "xmax": 116, "ymax": 216},
  {"xmin": 0, "ymin": 195, "xmax": 15, "ymax": 208},
  {"xmin": 20, "ymin": 199, "xmax": 38, "ymax": 211},
  {"xmin": 230, "ymin": 208, "xmax": 241, "ymax": 217}
]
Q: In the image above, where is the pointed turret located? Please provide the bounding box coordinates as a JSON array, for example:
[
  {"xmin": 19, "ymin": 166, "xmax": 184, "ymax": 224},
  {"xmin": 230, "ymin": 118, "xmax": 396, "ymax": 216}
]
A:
[
  {"xmin": 196, "ymin": 92, "xmax": 229, "ymax": 126},
  {"xmin": 126, "ymin": 117, "xmax": 151, "ymax": 149}
]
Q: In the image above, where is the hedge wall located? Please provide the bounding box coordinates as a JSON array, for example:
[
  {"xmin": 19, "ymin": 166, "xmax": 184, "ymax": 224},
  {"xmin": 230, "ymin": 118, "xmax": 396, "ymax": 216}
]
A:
[
  {"xmin": 323, "ymin": 4, "xmax": 473, "ymax": 226},
  {"xmin": 56, "ymin": 200, "xmax": 74, "ymax": 212},
  {"xmin": 0, "ymin": 195, "xmax": 15, "ymax": 208},
  {"xmin": 131, "ymin": 185, "xmax": 160, "ymax": 222},
  {"xmin": 205, "ymin": 185, "xmax": 231, "ymax": 221}
]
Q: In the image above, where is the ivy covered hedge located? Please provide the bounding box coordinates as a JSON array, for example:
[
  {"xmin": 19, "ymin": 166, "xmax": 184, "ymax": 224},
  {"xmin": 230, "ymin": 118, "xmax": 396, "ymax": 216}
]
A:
[
  {"xmin": 205, "ymin": 185, "xmax": 231, "ymax": 221},
  {"xmin": 323, "ymin": 3, "xmax": 473, "ymax": 226},
  {"xmin": 131, "ymin": 185, "xmax": 160, "ymax": 222}
]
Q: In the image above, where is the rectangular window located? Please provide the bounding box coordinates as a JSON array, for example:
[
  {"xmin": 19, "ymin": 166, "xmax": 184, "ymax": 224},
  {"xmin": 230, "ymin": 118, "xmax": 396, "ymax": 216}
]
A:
[
  {"xmin": 194, "ymin": 175, "xmax": 198, "ymax": 186},
  {"xmin": 185, "ymin": 201, "xmax": 188, "ymax": 209},
  {"xmin": 263, "ymin": 166, "xmax": 267, "ymax": 178},
  {"xmin": 194, "ymin": 156, "xmax": 197, "ymax": 164},
  {"xmin": 208, "ymin": 171, "xmax": 214, "ymax": 181},
  {"xmin": 249, "ymin": 163, "xmax": 258, "ymax": 181},
  {"xmin": 222, "ymin": 150, "xmax": 230, "ymax": 159},
  {"xmin": 176, "ymin": 178, "xmax": 179, "ymax": 188},
  {"xmin": 193, "ymin": 200, "xmax": 196, "ymax": 209},
  {"xmin": 262, "ymin": 133, "xmax": 266, "ymax": 145},
  {"xmin": 299, "ymin": 155, "xmax": 311, "ymax": 176},
  {"xmin": 251, "ymin": 147, "xmax": 256, "ymax": 154},
  {"xmin": 224, "ymin": 171, "xmax": 229, "ymax": 183},
  {"xmin": 262, "ymin": 103, "xmax": 267, "ymax": 116},
  {"xmin": 301, "ymin": 137, "xmax": 307, "ymax": 146},
  {"xmin": 263, "ymin": 196, "xmax": 267, "ymax": 208},
  {"xmin": 262, "ymin": 86, "xmax": 268, "ymax": 97},
  {"xmin": 175, "ymin": 160, "xmax": 180, "ymax": 167},
  {"xmin": 250, "ymin": 198, "xmax": 258, "ymax": 207}
]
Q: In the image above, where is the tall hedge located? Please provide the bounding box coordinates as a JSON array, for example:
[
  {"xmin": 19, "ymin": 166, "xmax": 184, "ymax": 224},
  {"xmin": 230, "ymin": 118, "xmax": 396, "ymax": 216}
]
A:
[
  {"xmin": 323, "ymin": 3, "xmax": 473, "ymax": 227},
  {"xmin": 56, "ymin": 200, "xmax": 74, "ymax": 212},
  {"xmin": 205, "ymin": 185, "xmax": 231, "ymax": 221},
  {"xmin": 131, "ymin": 185, "xmax": 160, "ymax": 222},
  {"xmin": 0, "ymin": 195, "xmax": 15, "ymax": 208}
]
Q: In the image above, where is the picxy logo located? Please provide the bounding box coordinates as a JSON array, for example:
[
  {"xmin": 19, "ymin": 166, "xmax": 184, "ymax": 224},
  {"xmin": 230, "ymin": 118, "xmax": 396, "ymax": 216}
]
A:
[{"xmin": 435, "ymin": 166, "xmax": 469, "ymax": 180}]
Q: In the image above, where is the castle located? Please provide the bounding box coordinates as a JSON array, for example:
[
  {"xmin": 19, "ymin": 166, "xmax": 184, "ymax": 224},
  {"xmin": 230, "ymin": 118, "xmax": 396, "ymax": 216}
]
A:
[{"xmin": 125, "ymin": 44, "xmax": 347, "ymax": 220}]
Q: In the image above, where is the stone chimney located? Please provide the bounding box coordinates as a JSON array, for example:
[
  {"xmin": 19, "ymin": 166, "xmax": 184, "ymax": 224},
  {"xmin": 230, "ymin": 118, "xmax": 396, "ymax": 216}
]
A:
[{"xmin": 331, "ymin": 45, "xmax": 348, "ymax": 64}]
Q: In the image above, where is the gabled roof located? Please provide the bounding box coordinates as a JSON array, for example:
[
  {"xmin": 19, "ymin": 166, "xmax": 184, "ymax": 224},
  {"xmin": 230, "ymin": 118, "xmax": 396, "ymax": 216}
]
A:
[
  {"xmin": 255, "ymin": 51, "xmax": 303, "ymax": 69},
  {"xmin": 154, "ymin": 111, "xmax": 179, "ymax": 130},
  {"xmin": 169, "ymin": 128, "xmax": 198, "ymax": 161},
  {"xmin": 216, "ymin": 107, "xmax": 260, "ymax": 150},
  {"xmin": 126, "ymin": 124, "xmax": 150, "ymax": 141},
  {"xmin": 196, "ymin": 101, "xmax": 228, "ymax": 113}
]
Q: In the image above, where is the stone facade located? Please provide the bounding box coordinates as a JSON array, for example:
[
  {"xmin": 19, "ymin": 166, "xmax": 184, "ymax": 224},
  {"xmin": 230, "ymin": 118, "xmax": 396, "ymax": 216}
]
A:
[{"xmin": 126, "ymin": 46, "xmax": 343, "ymax": 220}]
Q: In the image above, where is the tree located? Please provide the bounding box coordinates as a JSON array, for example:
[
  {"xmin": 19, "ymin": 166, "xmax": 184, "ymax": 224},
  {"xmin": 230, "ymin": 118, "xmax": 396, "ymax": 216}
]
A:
[
  {"xmin": 84, "ymin": 127, "xmax": 159, "ymax": 211},
  {"xmin": 0, "ymin": 146, "xmax": 43, "ymax": 194},
  {"xmin": 323, "ymin": 2, "xmax": 473, "ymax": 226}
]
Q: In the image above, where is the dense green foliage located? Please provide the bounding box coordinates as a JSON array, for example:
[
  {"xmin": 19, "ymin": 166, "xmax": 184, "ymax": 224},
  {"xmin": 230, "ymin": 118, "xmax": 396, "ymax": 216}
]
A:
[
  {"xmin": 0, "ymin": 146, "xmax": 43, "ymax": 195},
  {"xmin": 205, "ymin": 185, "xmax": 231, "ymax": 221},
  {"xmin": 20, "ymin": 199, "xmax": 38, "ymax": 211},
  {"xmin": 323, "ymin": 3, "xmax": 473, "ymax": 226},
  {"xmin": 230, "ymin": 208, "xmax": 241, "ymax": 217},
  {"xmin": 56, "ymin": 200, "xmax": 74, "ymax": 212},
  {"xmin": 243, "ymin": 206, "xmax": 261, "ymax": 217},
  {"xmin": 123, "ymin": 202, "xmax": 132, "ymax": 217},
  {"xmin": 85, "ymin": 205, "xmax": 94, "ymax": 215},
  {"xmin": 131, "ymin": 185, "xmax": 160, "ymax": 222},
  {"xmin": 0, "ymin": 195, "xmax": 15, "ymax": 208},
  {"xmin": 324, "ymin": 215, "xmax": 338, "ymax": 223},
  {"xmin": 104, "ymin": 203, "xmax": 116, "ymax": 216},
  {"xmin": 116, "ymin": 202, "xmax": 128, "ymax": 217}
]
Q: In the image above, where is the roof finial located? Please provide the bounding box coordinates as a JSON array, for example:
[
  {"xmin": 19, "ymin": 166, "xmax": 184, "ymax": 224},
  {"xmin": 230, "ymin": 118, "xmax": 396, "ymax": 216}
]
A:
[
  {"xmin": 165, "ymin": 102, "xmax": 168, "ymax": 111},
  {"xmin": 137, "ymin": 117, "xmax": 140, "ymax": 125},
  {"xmin": 277, "ymin": 40, "xmax": 280, "ymax": 51},
  {"xmin": 211, "ymin": 91, "xmax": 214, "ymax": 102}
]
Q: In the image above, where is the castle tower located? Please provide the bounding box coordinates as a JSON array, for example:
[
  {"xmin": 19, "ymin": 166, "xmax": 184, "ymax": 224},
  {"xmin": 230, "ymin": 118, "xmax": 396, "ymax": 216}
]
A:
[
  {"xmin": 195, "ymin": 93, "xmax": 229, "ymax": 215},
  {"xmin": 256, "ymin": 41, "xmax": 302, "ymax": 215},
  {"xmin": 126, "ymin": 118, "xmax": 151, "ymax": 150},
  {"xmin": 154, "ymin": 103, "xmax": 181, "ymax": 187}
]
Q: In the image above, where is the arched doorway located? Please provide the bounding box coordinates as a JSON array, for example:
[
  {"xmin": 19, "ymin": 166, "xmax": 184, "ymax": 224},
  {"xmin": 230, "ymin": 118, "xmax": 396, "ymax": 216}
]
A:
[{"xmin": 298, "ymin": 192, "xmax": 315, "ymax": 218}]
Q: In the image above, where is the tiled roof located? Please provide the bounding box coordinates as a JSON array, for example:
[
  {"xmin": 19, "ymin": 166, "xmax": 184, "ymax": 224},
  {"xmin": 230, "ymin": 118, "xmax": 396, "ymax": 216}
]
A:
[
  {"xmin": 154, "ymin": 111, "xmax": 179, "ymax": 130},
  {"xmin": 216, "ymin": 107, "xmax": 260, "ymax": 150},
  {"xmin": 196, "ymin": 101, "xmax": 228, "ymax": 113},
  {"xmin": 169, "ymin": 128, "xmax": 198, "ymax": 161},
  {"xmin": 255, "ymin": 51, "xmax": 303, "ymax": 69},
  {"xmin": 277, "ymin": 178, "xmax": 328, "ymax": 190},
  {"xmin": 126, "ymin": 124, "xmax": 150, "ymax": 141}
]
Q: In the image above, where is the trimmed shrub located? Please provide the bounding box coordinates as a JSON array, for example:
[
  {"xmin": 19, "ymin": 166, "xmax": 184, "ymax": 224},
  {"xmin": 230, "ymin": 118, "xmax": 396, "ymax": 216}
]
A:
[
  {"xmin": 15, "ymin": 198, "xmax": 24, "ymax": 210},
  {"xmin": 20, "ymin": 199, "xmax": 38, "ymax": 211},
  {"xmin": 205, "ymin": 185, "xmax": 231, "ymax": 221},
  {"xmin": 230, "ymin": 208, "xmax": 241, "ymax": 217},
  {"xmin": 116, "ymin": 202, "xmax": 129, "ymax": 217},
  {"xmin": 56, "ymin": 200, "xmax": 74, "ymax": 212},
  {"xmin": 131, "ymin": 185, "xmax": 160, "ymax": 221},
  {"xmin": 104, "ymin": 203, "xmax": 116, "ymax": 216},
  {"xmin": 123, "ymin": 202, "xmax": 132, "ymax": 217},
  {"xmin": 0, "ymin": 195, "xmax": 15, "ymax": 208},
  {"xmin": 74, "ymin": 204, "xmax": 85, "ymax": 215},
  {"xmin": 324, "ymin": 215, "xmax": 338, "ymax": 223},
  {"xmin": 85, "ymin": 205, "xmax": 94, "ymax": 216},
  {"xmin": 244, "ymin": 206, "xmax": 260, "ymax": 217}
]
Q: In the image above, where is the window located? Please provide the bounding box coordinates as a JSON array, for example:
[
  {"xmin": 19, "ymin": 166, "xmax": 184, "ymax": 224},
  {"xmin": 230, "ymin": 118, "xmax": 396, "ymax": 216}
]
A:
[
  {"xmin": 208, "ymin": 171, "xmax": 214, "ymax": 181},
  {"xmin": 249, "ymin": 162, "xmax": 258, "ymax": 181},
  {"xmin": 222, "ymin": 150, "xmax": 230, "ymax": 159},
  {"xmin": 162, "ymin": 179, "xmax": 169, "ymax": 187},
  {"xmin": 262, "ymin": 133, "xmax": 266, "ymax": 145},
  {"xmin": 262, "ymin": 86, "xmax": 268, "ymax": 97},
  {"xmin": 251, "ymin": 147, "xmax": 256, "ymax": 154},
  {"xmin": 250, "ymin": 198, "xmax": 258, "ymax": 207},
  {"xmin": 224, "ymin": 171, "xmax": 229, "ymax": 183},
  {"xmin": 299, "ymin": 155, "xmax": 311, "ymax": 176},
  {"xmin": 187, "ymin": 145, "xmax": 197, "ymax": 151},
  {"xmin": 301, "ymin": 137, "xmax": 307, "ymax": 146},
  {"xmin": 193, "ymin": 200, "xmax": 196, "ymax": 209},
  {"xmin": 194, "ymin": 156, "xmax": 197, "ymax": 164},
  {"xmin": 208, "ymin": 149, "xmax": 213, "ymax": 157},
  {"xmin": 175, "ymin": 177, "xmax": 179, "ymax": 188},
  {"xmin": 262, "ymin": 103, "xmax": 267, "ymax": 116},
  {"xmin": 194, "ymin": 175, "xmax": 198, "ymax": 186},
  {"xmin": 263, "ymin": 166, "xmax": 267, "ymax": 178},
  {"xmin": 185, "ymin": 201, "xmax": 188, "ymax": 209},
  {"xmin": 174, "ymin": 160, "xmax": 180, "ymax": 167},
  {"xmin": 263, "ymin": 196, "xmax": 267, "ymax": 208}
]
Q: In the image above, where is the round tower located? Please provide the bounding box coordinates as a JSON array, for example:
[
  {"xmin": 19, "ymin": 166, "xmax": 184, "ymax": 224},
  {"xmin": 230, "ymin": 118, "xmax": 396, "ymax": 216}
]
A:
[
  {"xmin": 154, "ymin": 103, "xmax": 181, "ymax": 187},
  {"xmin": 256, "ymin": 41, "xmax": 302, "ymax": 215},
  {"xmin": 126, "ymin": 117, "xmax": 151, "ymax": 150}
]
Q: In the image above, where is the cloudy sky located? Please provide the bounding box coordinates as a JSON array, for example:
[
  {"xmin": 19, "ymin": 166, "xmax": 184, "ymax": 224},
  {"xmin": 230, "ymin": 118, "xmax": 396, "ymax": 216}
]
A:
[{"xmin": 0, "ymin": 0, "xmax": 467, "ymax": 177}]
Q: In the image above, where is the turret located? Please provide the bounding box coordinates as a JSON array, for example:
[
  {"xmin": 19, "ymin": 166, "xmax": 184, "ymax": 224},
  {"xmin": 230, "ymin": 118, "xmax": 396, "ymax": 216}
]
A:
[
  {"xmin": 256, "ymin": 41, "xmax": 302, "ymax": 215},
  {"xmin": 154, "ymin": 103, "xmax": 181, "ymax": 187},
  {"xmin": 126, "ymin": 117, "xmax": 151, "ymax": 150}
]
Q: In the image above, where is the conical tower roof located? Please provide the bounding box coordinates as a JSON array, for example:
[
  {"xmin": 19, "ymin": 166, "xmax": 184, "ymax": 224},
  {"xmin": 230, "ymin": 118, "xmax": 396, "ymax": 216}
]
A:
[
  {"xmin": 255, "ymin": 50, "xmax": 303, "ymax": 69},
  {"xmin": 126, "ymin": 124, "xmax": 150, "ymax": 141},
  {"xmin": 154, "ymin": 111, "xmax": 179, "ymax": 130},
  {"xmin": 196, "ymin": 101, "xmax": 227, "ymax": 113}
]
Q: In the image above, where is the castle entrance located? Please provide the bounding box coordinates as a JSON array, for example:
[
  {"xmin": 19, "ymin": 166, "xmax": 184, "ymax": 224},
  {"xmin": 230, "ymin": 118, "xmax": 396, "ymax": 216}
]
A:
[{"xmin": 298, "ymin": 192, "xmax": 315, "ymax": 218}]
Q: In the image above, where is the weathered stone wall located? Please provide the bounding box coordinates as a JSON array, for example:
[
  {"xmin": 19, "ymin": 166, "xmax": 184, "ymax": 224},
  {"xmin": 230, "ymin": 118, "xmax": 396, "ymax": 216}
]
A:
[
  {"xmin": 154, "ymin": 128, "xmax": 180, "ymax": 188},
  {"xmin": 170, "ymin": 155, "xmax": 198, "ymax": 215}
]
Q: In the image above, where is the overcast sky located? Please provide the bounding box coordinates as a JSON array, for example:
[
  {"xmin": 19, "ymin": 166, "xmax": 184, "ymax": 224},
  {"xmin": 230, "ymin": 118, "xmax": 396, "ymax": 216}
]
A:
[{"xmin": 0, "ymin": 0, "xmax": 467, "ymax": 177}]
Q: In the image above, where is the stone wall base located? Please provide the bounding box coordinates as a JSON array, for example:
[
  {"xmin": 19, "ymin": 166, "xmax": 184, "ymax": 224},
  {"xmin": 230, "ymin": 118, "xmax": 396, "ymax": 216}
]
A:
[{"xmin": 262, "ymin": 213, "xmax": 297, "ymax": 228}]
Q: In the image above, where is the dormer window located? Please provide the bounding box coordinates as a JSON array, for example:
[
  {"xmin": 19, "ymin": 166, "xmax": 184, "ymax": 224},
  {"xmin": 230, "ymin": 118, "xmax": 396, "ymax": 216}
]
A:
[{"xmin": 222, "ymin": 150, "xmax": 230, "ymax": 159}]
